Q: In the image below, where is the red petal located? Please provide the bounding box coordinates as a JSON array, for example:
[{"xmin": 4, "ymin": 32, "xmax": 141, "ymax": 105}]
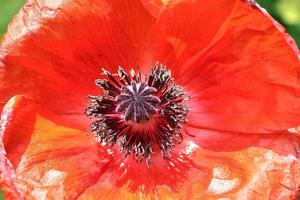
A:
[
  {"xmin": 0, "ymin": 96, "xmax": 29, "ymax": 199},
  {"xmin": 184, "ymin": 126, "xmax": 300, "ymax": 157},
  {"xmin": 0, "ymin": 0, "xmax": 300, "ymax": 132},
  {"xmin": 153, "ymin": 0, "xmax": 300, "ymax": 133},
  {"xmin": 0, "ymin": 0, "xmax": 155, "ymax": 127},
  {"xmin": 1, "ymin": 96, "xmax": 299, "ymax": 199},
  {"xmin": 1, "ymin": 1, "xmax": 300, "ymax": 197},
  {"xmin": 2, "ymin": 0, "xmax": 300, "ymax": 134},
  {"xmin": 152, "ymin": 0, "xmax": 238, "ymax": 66},
  {"xmin": 0, "ymin": 96, "xmax": 108, "ymax": 199}
]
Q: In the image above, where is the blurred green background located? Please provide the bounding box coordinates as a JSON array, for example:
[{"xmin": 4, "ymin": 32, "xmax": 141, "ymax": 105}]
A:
[{"xmin": 0, "ymin": 0, "xmax": 299, "ymax": 199}]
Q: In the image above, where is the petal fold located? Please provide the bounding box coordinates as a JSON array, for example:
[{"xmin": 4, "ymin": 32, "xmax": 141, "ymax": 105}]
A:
[
  {"xmin": 155, "ymin": 0, "xmax": 300, "ymax": 133},
  {"xmin": 1, "ymin": 96, "xmax": 299, "ymax": 199},
  {"xmin": 0, "ymin": 0, "xmax": 155, "ymax": 126}
]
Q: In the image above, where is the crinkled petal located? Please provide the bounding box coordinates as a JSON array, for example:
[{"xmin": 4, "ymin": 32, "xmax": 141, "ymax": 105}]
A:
[
  {"xmin": 77, "ymin": 144, "xmax": 300, "ymax": 199},
  {"xmin": 0, "ymin": 96, "xmax": 29, "ymax": 199},
  {"xmin": 152, "ymin": 0, "xmax": 238, "ymax": 66},
  {"xmin": 0, "ymin": 0, "xmax": 155, "ymax": 127},
  {"xmin": 152, "ymin": 0, "xmax": 300, "ymax": 133},
  {"xmin": 3, "ymin": 0, "xmax": 299, "ymax": 134},
  {"xmin": 183, "ymin": 126, "xmax": 300, "ymax": 158},
  {"xmin": 1, "ymin": 96, "xmax": 300, "ymax": 199},
  {"xmin": 0, "ymin": 96, "xmax": 105, "ymax": 199}
]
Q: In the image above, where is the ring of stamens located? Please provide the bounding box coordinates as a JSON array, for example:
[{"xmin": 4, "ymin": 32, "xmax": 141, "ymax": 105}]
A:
[{"xmin": 86, "ymin": 63, "xmax": 190, "ymax": 166}]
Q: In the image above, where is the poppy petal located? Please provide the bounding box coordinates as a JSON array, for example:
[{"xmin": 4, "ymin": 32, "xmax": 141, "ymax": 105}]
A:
[
  {"xmin": 183, "ymin": 125, "xmax": 300, "ymax": 158},
  {"xmin": 1, "ymin": 96, "xmax": 299, "ymax": 199},
  {"xmin": 76, "ymin": 141, "xmax": 300, "ymax": 199},
  {"xmin": 0, "ymin": 96, "xmax": 30, "ymax": 199},
  {"xmin": 2, "ymin": 0, "xmax": 300, "ymax": 134},
  {"xmin": 141, "ymin": 0, "xmax": 167, "ymax": 17},
  {"xmin": 153, "ymin": 0, "xmax": 300, "ymax": 133},
  {"xmin": 152, "ymin": 0, "xmax": 238, "ymax": 65},
  {"xmin": 0, "ymin": 0, "xmax": 155, "ymax": 126},
  {"xmin": 0, "ymin": 96, "xmax": 112, "ymax": 199}
]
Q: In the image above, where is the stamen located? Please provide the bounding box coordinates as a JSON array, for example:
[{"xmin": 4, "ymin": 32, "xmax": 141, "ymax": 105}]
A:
[{"xmin": 86, "ymin": 63, "xmax": 190, "ymax": 166}]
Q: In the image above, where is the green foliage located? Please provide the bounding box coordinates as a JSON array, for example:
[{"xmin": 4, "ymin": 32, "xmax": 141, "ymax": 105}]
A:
[
  {"xmin": 0, "ymin": 188, "xmax": 3, "ymax": 200},
  {"xmin": 0, "ymin": 0, "xmax": 25, "ymax": 36},
  {"xmin": 257, "ymin": 0, "xmax": 300, "ymax": 46}
]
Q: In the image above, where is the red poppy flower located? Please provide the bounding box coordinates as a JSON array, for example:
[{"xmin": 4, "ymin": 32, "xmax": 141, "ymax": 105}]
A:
[{"xmin": 1, "ymin": 0, "xmax": 300, "ymax": 199}]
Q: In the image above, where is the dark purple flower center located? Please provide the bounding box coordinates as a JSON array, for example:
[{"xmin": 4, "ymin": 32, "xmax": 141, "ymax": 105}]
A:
[
  {"xmin": 86, "ymin": 63, "xmax": 190, "ymax": 166},
  {"xmin": 116, "ymin": 81, "xmax": 160, "ymax": 123}
]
